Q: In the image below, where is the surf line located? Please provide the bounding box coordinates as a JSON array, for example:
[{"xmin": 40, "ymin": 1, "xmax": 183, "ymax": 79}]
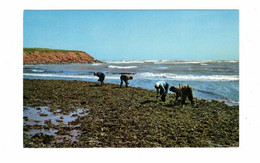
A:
[{"xmin": 193, "ymin": 87, "xmax": 238, "ymax": 104}]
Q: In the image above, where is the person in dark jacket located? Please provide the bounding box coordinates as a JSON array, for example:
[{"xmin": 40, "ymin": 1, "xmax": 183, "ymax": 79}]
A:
[
  {"xmin": 94, "ymin": 72, "xmax": 105, "ymax": 85},
  {"xmin": 170, "ymin": 84, "xmax": 194, "ymax": 104},
  {"xmin": 154, "ymin": 81, "xmax": 169, "ymax": 102},
  {"xmin": 120, "ymin": 74, "xmax": 133, "ymax": 88}
]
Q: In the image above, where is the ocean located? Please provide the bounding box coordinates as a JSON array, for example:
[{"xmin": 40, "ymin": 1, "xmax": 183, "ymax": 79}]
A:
[{"xmin": 23, "ymin": 60, "xmax": 239, "ymax": 105}]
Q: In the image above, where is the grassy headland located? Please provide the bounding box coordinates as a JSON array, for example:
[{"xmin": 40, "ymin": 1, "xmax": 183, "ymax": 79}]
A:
[
  {"xmin": 23, "ymin": 48, "xmax": 101, "ymax": 64},
  {"xmin": 23, "ymin": 48, "xmax": 84, "ymax": 53},
  {"xmin": 23, "ymin": 79, "xmax": 239, "ymax": 147}
]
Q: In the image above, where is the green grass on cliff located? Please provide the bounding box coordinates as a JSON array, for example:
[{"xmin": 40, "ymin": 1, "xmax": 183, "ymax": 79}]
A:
[{"xmin": 23, "ymin": 47, "xmax": 84, "ymax": 53}]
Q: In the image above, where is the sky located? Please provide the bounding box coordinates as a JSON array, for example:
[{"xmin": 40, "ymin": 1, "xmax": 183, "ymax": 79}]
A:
[{"xmin": 23, "ymin": 10, "xmax": 239, "ymax": 61}]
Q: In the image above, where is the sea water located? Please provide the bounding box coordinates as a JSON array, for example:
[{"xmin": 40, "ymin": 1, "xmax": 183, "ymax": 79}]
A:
[{"xmin": 23, "ymin": 60, "xmax": 239, "ymax": 105}]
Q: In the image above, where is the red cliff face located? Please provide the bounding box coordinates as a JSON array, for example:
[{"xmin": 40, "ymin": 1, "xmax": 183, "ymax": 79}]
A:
[{"xmin": 23, "ymin": 50, "xmax": 101, "ymax": 64}]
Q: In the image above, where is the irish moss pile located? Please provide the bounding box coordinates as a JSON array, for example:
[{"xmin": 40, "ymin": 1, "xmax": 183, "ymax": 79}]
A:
[{"xmin": 23, "ymin": 79, "xmax": 239, "ymax": 147}]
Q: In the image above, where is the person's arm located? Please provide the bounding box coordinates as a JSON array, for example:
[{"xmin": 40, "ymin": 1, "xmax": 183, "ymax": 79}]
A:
[
  {"xmin": 160, "ymin": 85, "xmax": 166, "ymax": 95},
  {"xmin": 155, "ymin": 87, "xmax": 159, "ymax": 98}
]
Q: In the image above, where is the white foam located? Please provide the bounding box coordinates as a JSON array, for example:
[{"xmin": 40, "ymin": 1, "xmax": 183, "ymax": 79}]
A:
[
  {"xmin": 216, "ymin": 60, "xmax": 239, "ymax": 63},
  {"xmin": 176, "ymin": 75, "xmax": 239, "ymax": 81},
  {"xmin": 91, "ymin": 63, "xmax": 102, "ymax": 66},
  {"xmin": 31, "ymin": 69, "xmax": 45, "ymax": 72},
  {"xmin": 153, "ymin": 60, "xmax": 204, "ymax": 64},
  {"xmin": 23, "ymin": 73, "xmax": 119, "ymax": 80},
  {"xmin": 108, "ymin": 65, "xmax": 138, "ymax": 69},
  {"xmin": 24, "ymin": 72, "xmax": 239, "ymax": 81},
  {"xmin": 158, "ymin": 67, "xmax": 168, "ymax": 70},
  {"xmin": 142, "ymin": 60, "xmax": 156, "ymax": 62},
  {"xmin": 104, "ymin": 60, "xmax": 144, "ymax": 64},
  {"xmin": 135, "ymin": 72, "xmax": 239, "ymax": 81},
  {"xmin": 151, "ymin": 60, "xmax": 238, "ymax": 64},
  {"xmin": 136, "ymin": 72, "xmax": 170, "ymax": 78},
  {"xmin": 103, "ymin": 60, "xmax": 239, "ymax": 65}
]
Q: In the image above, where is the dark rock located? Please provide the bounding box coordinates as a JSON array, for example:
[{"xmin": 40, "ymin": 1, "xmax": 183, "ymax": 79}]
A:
[{"xmin": 81, "ymin": 100, "xmax": 86, "ymax": 105}]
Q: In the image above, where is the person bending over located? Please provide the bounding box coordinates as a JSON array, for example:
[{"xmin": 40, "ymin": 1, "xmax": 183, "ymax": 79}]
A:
[
  {"xmin": 94, "ymin": 72, "xmax": 105, "ymax": 85},
  {"xmin": 154, "ymin": 81, "xmax": 169, "ymax": 102},
  {"xmin": 120, "ymin": 74, "xmax": 133, "ymax": 88},
  {"xmin": 169, "ymin": 84, "xmax": 194, "ymax": 104}
]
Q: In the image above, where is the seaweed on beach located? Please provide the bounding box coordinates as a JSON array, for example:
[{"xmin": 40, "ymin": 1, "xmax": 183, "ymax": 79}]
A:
[{"xmin": 23, "ymin": 79, "xmax": 239, "ymax": 147}]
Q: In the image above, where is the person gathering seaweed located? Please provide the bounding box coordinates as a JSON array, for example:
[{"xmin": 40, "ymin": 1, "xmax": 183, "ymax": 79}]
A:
[
  {"xmin": 24, "ymin": 79, "xmax": 239, "ymax": 147},
  {"xmin": 154, "ymin": 81, "xmax": 169, "ymax": 102},
  {"xmin": 94, "ymin": 72, "xmax": 105, "ymax": 85},
  {"xmin": 120, "ymin": 74, "xmax": 133, "ymax": 88},
  {"xmin": 92, "ymin": 72, "xmax": 194, "ymax": 105},
  {"xmin": 170, "ymin": 84, "xmax": 194, "ymax": 104}
]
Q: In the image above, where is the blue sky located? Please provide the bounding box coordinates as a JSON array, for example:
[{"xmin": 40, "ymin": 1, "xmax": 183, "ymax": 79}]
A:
[{"xmin": 24, "ymin": 10, "xmax": 239, "ymax": 60}]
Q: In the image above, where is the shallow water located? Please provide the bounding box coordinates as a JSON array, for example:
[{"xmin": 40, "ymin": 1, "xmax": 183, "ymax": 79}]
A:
[
  {"xmin": 25, "ymin": 129, "xmax": 58, "ymax": 138},
  {"xmin": 23, "ymin": 60, "xmax": 239, "ymax": 105},
  {"xmin": 55, "ymin": 129, "xmax": 81, "ymax": 143},
  {"xmin": 23, "ymin": 106, "xmax": 88, "ymax": 126},
  {"xmin": 24, "ymin": 106, "xmax": 88, "ymax": 142}
]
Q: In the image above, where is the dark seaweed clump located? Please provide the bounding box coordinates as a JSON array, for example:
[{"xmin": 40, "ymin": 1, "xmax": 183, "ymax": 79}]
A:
[{"xmin": 23, "ymin": 79, "xmax": 239, "ymax": 147}]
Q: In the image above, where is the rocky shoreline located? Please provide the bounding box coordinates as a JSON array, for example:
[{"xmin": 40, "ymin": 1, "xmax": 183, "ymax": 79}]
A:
[{"xmin": 23, "ymin": 79, "xmax": 239, "ymax": 147}]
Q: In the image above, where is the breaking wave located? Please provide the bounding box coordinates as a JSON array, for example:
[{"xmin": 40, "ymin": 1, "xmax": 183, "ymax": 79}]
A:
[
  {"xmin": 23, "ymin": 73, "xmax": 119, "ymax": 80},
  {"xmin": 157, "ymin": 67, "xmax": 168, "ymax": 70},
  {"xmin": 31, "ymin": 69, "xmax": 45, "ymax": 72},
  {"xmin": 135, "ymin": 72, "xmax": 239, "ymax": 81},
  {"xmin": 103, "ymin": 60, "xmax": 239, "ymax": 64},
  {"xmin": 24, "ymin": 72, "xmax": 239, "ymax": 82},
  {"xmin": 193, "ymin": 87, "xmax": 239, "ymax": 104},
  {"xmin": 90, "ymin": 63, "xmax": 103, "ymax": 66},
  {"xmin": 108, "ymin": 65, "xmax": 138, "ymax": 69},
  {"xmin": 104, "ymin": 60, "xmax": 145, "ymax": 64}
]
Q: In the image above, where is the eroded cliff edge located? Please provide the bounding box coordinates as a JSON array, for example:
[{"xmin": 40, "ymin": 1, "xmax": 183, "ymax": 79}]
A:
[{"xmin": 23, "ymin": 48, "xmax": 101, "ymax": 64}]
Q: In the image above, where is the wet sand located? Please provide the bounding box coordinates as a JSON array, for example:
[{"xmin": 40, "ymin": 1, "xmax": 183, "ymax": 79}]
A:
[{"xmin": 23, "ymin": 79, "xmax": 239, "ymax": 147}]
